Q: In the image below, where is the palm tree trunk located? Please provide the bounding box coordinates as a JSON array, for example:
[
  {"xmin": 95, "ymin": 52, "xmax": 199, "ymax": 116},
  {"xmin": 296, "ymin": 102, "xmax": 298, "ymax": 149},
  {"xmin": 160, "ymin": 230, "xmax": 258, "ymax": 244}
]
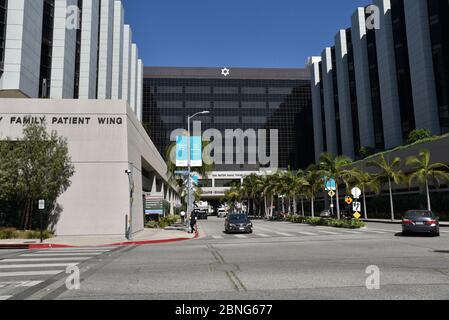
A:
[
  {"xmin": 264, "ymin": 196, "xmax": 268, "ymax": 219},
  {"xmin": 388, "ymin": 177, "xmax": 395, "ymax": 221},
  {"xmin": 281, "ymin": 197, "xmax": 285, "ymax": 213},
  {"xmin": 426, "ymin": 180, "xmax": 432, "ymax": 211},
  {"xmin": 336, "ymin": 186, "xmax": 341, "ymax": 220},
  {"xmin": 363, "ymin": 186, "xmax": 368, "ymax": 220},
  {"xmin": 301, "ymin": 198, "xmax": 305, "ymax": 217},
  {"xmin": 270, "ymin": 195, "xmax": 274, "ymax": 218},
  {"xmin": 311, "ymin": 196, "xmax": 315, "ymax": 218},
  {"xmin": 293, "ymin": 195, "xmax": 297, "ymax": 214}
]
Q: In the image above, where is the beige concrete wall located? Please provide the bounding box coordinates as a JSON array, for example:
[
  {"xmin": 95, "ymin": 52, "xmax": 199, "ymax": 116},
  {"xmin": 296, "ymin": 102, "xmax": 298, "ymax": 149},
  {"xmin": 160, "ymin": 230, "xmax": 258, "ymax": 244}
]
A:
[{"xmin": 0, "ymin": 99, "xmax": 172, "ymax": 236}]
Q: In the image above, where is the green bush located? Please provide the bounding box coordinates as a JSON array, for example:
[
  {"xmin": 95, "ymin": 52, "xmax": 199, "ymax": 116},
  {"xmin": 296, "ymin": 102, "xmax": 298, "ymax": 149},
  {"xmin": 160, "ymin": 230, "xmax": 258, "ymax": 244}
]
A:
[
  {"xmin": 407, "ymin": 128, "xmax": 433, "ymax": 144},
  {"xmin": 0, "ymin": 228, "xmax": 19, "ymax": 239},
  {"xmin": 0, "ymin": 228, "xmax": 53, "ymax": 240},
  {"xmin": 287, "ymin": 217, "xmax": 365, "ymax": 229},
  {"xmin": 145, "ymin": 221, "xmax": 158, "ymax": 229}
]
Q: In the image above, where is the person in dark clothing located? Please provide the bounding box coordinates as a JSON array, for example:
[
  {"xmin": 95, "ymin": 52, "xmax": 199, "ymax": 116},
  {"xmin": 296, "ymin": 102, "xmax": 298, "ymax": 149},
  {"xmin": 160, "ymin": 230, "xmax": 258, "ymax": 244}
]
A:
[{"xmin": 190, "ymin": 212, "xmax": 198, "ymax": 233}]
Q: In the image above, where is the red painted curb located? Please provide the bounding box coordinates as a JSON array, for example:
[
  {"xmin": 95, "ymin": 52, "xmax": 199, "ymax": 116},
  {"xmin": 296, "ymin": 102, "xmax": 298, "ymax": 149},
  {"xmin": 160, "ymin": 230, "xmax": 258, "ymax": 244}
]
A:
[{"xmin": 0, "ymin": 233, "xmax": 199, "ymax": 250}]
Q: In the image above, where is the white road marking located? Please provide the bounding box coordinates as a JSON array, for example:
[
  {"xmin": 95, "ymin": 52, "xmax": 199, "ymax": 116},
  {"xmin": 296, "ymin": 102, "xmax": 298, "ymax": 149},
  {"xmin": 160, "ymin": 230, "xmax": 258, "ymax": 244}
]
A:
[
  {"xmin": 339, "ymin": 230, "xmax": 363, "ymax": 234},
  {"xmin": 234, "ymin": 235, "xmax": 248, "ymax": 239},
  {"xmin": 212, "ymin": 236, "xmax": 224, "ymax": 240},
  {"xmin": 21, "ymin": 253, "xmax": 102, "ymax": 257},
  {"xmin": 0, "ymin": 263, "xmax": 78, "ymax": 269},
  {"xmin": 254, "ymin": 226, "xmax": 275, "ymax": 232},
  {"xmin": 0, "ymin": 296, "xmax": 12, "ymax": 300},
  {"xmin": 39, "ymin": 249, "xmax": 111, "ymax": 253},
  {"xmin": 275, "ymin": 232, "xmax": 294, "ymax": 237},
  {"xmin": 256, "ymin": 233, "xmax": 270, "ymax": 238},
  {"xmin": 366, "ymin": 230, "xmax": 387, "ymax": 234},
  {"xmin": 296, "ymin": 231, "xmax": 318, "ymax": 236},
  {"xmin": 2, "ymin": 257, "xmax": 90, "ymax": 262},
  {"xmin": 317, "ymin": 230, "xmax": 341, "ymax": 235},
  {"xmin": 0, "ymin": 270, "xmax": 63, "ymax": 277}
]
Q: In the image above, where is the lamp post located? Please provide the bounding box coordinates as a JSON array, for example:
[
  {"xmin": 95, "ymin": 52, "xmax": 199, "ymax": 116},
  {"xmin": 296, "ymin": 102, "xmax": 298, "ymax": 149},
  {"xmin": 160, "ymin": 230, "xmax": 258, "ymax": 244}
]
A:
[
  {"xmin": 187, "ymin": 111, "xmax": 210, "ymax": 223},
  {"xmin": 125, "ymin": 166, "xmax": 134, "ymax": 240}
]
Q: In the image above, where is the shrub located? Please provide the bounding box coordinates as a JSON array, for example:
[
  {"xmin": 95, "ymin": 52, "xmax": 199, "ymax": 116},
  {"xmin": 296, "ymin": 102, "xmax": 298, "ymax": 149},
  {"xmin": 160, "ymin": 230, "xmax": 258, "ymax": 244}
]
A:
[
  {"xmin": 145, "ymin": 221, "xmax": 158, "ymax": 229},
  {"xmin": 0, "ymin": 228, "xmax": 19, "ymax": 239},
  {"xmin": 286, "ymin": 217, "xmax": 365, "ymax": 229},
  {"xmin": 407, "ymin": 128, "xmax": 432, "ymax": 145},
  {"xmin": 20, "ymin": 230, "xmax": 53, "ymax": 240}
]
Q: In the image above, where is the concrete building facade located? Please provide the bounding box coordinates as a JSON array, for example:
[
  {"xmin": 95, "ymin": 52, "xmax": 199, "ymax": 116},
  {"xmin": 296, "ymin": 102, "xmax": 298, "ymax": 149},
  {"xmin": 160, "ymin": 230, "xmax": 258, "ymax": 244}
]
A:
[{"xmin": 309, "ymin": 0, "xmax": 449, "ymax": 161}]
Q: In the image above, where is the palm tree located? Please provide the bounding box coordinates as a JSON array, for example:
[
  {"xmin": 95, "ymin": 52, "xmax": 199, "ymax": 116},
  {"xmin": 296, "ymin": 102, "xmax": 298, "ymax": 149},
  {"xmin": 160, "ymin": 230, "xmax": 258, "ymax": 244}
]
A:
[
  {"xmin": 262, "ymin": 174, "xmax": 278, "ymax": 219},
  {"xmin": 319, "ymin": 153, "xmax": 353, "ymax": 220},
  {"xmin": 305, "ymin": 165, "xmax": 323, "ymax": 218},
  {"xmin": 406, "ymin": 150, "xmax": 449, "ymax": 211},
  {"xmin": 367, "ymin": 154, "xmax": 405, "ymax": 221},
  {"xmin": 292, "ymin": 170, "xmax": 309, "ymax": 216}
]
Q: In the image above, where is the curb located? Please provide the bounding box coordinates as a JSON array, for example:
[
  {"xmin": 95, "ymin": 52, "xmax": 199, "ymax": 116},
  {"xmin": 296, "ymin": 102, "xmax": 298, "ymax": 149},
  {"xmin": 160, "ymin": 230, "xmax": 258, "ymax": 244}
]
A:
[{"xmin": 0, "ymin": 232, "xmax": 200, "ymax": 250}]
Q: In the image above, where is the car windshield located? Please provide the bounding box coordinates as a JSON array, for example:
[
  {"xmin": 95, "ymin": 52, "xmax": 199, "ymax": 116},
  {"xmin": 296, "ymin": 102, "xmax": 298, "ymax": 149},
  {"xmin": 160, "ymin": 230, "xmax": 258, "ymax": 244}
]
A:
[
  {"xmin": 404, "ymin": 211, "xmax": 435, "ymax": 218},
  {"xmin": 229, "ymin": 214, "xmax": 249, "ymax": 222}
]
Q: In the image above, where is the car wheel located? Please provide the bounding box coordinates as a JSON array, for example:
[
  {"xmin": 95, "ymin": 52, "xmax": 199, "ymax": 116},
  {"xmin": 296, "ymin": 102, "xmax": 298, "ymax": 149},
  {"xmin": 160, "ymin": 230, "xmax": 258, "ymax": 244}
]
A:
[
  {"xmin": 434, "ymin": 231, "xmax": 440, "ymax": 237},
  {"xmin": 402, "ymin": 231, "xmax": 410, "ymax": 236}
]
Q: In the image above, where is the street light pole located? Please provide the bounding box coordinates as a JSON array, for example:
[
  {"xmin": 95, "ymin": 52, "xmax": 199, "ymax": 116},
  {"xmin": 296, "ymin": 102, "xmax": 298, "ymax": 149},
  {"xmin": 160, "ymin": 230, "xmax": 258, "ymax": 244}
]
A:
[{"xmin": 186, "ymin": 111, "xmax": 210, "ymax": 225}]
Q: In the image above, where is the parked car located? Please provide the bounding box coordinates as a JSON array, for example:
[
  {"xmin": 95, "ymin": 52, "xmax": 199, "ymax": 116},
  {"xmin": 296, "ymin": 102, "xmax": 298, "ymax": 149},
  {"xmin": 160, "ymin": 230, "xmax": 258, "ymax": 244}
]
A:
[
  {"xmin": 217, "ymin": 208, "xmax": 227, "ymax": 218},
  {"xmin": 320, "ymin": 209, "xmax": 333, "ymax": 219},
  {"xmin": 402, "ymin": 210, "xmax": 440, "ymax": 237},
  {"xmin": 224, "ymin": 213, "xmax": 253, "ymax": 234},
  {"xmin": 193, "ymin": 209, "xmax": 208, "ymax": 220}
]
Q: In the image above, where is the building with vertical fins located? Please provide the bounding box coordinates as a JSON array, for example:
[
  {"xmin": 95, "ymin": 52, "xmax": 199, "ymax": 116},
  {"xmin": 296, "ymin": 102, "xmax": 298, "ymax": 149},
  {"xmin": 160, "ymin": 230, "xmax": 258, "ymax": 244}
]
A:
[{"xmin": 309, "ymin": 0, "xmax": 449, "ymax": 162}]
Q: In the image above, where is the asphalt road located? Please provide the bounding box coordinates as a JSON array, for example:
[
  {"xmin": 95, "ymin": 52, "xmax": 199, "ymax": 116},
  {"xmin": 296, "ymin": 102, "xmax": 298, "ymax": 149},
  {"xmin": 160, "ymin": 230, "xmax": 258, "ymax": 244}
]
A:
[{"xmin": 2, "ymin": 218, "xmax": 449, "ymax": 300}]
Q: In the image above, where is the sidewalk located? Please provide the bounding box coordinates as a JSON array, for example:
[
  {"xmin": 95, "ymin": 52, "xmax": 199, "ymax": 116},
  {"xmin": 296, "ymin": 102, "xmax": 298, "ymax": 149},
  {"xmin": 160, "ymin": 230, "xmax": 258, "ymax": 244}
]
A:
[
  {"xmin": 0, "ymin": 227, "xmax": 197, "ymax": 249},
  {"xmin": 363, "ymin": 218, "xmax": 449, "ymax": 227}
]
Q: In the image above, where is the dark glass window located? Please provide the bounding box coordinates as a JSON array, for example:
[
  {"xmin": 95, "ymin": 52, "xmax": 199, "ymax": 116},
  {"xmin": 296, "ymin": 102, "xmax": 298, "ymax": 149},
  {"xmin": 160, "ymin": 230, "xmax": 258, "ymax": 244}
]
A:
[
  {"xmin": 346, "ymin": 29, "xmax": 361, "ymax": 157},
  {"xmin": 331, "ymin": 46, "xmax": 343, "ymax": 155},
  {"xmin": 0, "ymin": 0, "xmax": 7, "ymax": 75},
  {"xmin": 318, "ymin": 62, "xmax": 327, "ymax": 151},
  {"xmin": 39, "ymin": 0, "xmax": 55, "ymax": 98},
  {"xmin": 95, "ymin": 0, "xmax": 101, "ymax": 98},
  {"xmin": 142, "ymin": 73, "xmax": 313, "ymax": 171},
  {"xmin": 391, "ymin": 0, "xmax": 415, "ymax": 140},
  {"xmin": 73, "ymin": 0, "xmax": 83, "ymax": 98},
  {"xmin": 366, "ymin": 9, "xmax": 385, "ymax": 150},
  {"xmin": 428, "ymin": 0, "xmax": 449, "ymax": 132}
]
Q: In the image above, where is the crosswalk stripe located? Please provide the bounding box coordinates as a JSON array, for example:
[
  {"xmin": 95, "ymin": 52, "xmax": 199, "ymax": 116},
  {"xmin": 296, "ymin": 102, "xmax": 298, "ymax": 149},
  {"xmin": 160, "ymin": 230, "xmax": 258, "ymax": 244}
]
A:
[
  {"xmin": 317, "ymin": 230, "xmax": 341, "ymax": 235},
  {"xmin": 212, "ymin": 236, "xmax": 223, "ymax": 239},
  {"xmin": 234, "ymin": 235, "xmax": 248, "ymax": 239},
  {"xmin": 296, "ymin": 231, "xmax": 318, "ymax": 236},
  {"xmin": 340, "ymin": 230, "xmax": 362, "ymax": 234},
  {"xmin": 256, "ymin": 233, "xmax": 270, "ymax": 238},
  {"xmin": 21, "ymin": 253, "xmax": 102, "ymax": 257},
  {"xmin": 0, "ymin": 263, "xmax": 78, "ymax": 269},
  {"xmin": 366, "ymin": 230, "xmax": 387, "ymax": 234},
  {"xmin": 275, "ymin": 232, "xmax": 294, "ymax": 237},
  {"xmin": 0, "ymin": 270, "xmax": 63, "ymax": 277},
  {"xmin": 37, "ymin": 249, "xmax": 111, "ymax": 253},
  {"xmin": 2, "ymin": 257, "xmax": 91, "ymax": 262},
  {"xmin": 0, "ymin": 296, "xmax": 12, "ymax": 300}
]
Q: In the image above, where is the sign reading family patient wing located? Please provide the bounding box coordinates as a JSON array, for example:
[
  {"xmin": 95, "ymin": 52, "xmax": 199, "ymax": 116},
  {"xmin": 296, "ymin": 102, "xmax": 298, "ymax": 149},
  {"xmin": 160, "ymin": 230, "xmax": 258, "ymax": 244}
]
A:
[{"xmin": 176, "ymin": 136, "xmax": 202, "ymax": 167}]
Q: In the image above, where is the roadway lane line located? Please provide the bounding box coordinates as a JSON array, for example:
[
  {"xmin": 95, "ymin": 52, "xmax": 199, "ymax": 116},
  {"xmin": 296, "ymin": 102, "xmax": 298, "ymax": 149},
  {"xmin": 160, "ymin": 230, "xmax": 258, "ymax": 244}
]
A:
[
  {"xmin": 366, "ymin": 230, "xmax": 388, "ymax": 234},
  {"xmin": 339, "ymin": 230, "xmax": 363, "ymax": 234},
  {"xmin": 212, "ymin": 236, "xmax": 224, "ymax": 240},
  {"xmin": 2, "ymin": 257, "xmax": 91, "ymax": 262},
  {"xmin": 234, "ymin": 235, "xmax": 248, "ymax": 239},
  {"xmin": 0, "ymin": 263, "xmax": 78, "ymax": 269},
  {"xmin": 0, "ymin": 270, "xmax": 63, "ymax": 277},
  {"xmin": 20, "ymin": 253, "xmax": 102, "ymax": 257}
]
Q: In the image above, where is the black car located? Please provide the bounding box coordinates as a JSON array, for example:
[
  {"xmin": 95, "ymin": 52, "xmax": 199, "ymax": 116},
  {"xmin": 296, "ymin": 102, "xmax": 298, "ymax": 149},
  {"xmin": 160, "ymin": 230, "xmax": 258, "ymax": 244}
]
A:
[
  {"xmin": 402, "ymin": 210, "xmax": 440, "ymax": 237},
  {"xmin": 225, "ymin": 214, "xmax": 253, "ymax": 234},
  {"xmin": 194, "ymin": 209, "xmax": 208, "ymax": 220}
]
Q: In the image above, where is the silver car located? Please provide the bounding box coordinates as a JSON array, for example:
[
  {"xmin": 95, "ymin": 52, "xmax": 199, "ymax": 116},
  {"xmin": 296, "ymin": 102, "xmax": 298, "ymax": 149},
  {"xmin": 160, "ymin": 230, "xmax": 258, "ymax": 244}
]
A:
[{"xmin": 402, "ymin": 210, "xmax": 440, "ymax": 237}]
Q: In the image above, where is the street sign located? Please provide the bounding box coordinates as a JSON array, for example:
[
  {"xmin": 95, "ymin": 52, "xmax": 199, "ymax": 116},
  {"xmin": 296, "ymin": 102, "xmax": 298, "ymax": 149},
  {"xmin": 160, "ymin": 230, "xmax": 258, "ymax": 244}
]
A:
[
  {"xmin": 328, "ymin": 191, "xmax": 336, "ymax": 198},
  {"xmin": 353, "ymin": 212, "xmax": 361, "ymax": 220},
  {"xmin": 351, "ymin": 187, "xmax": 362, "ymax": 199},
  {"xmin": 353, "ymin": 202, "xmax": 361, "ymax": 212},
  {"xmin": 38, "ymin": 200, "xmax": 45, "ymax": 210},
  {"xmin": 325, "ymin": 178, "xmax": 336, "ymax": 191},
  {"xmin": 345, "ymin": 196, "xmax": 353, "ymax": 205},
  {"xmin": 174, "ymin": 170, "xmax": 189, "ymax": 176}
]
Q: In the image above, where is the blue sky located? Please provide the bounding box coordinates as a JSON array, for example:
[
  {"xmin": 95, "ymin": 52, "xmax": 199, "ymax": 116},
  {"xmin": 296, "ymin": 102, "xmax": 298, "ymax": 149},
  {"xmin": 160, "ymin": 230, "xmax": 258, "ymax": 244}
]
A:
[{"xmin": 122, "ymin": 0, "xmax": 370, "ymax": 68}]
